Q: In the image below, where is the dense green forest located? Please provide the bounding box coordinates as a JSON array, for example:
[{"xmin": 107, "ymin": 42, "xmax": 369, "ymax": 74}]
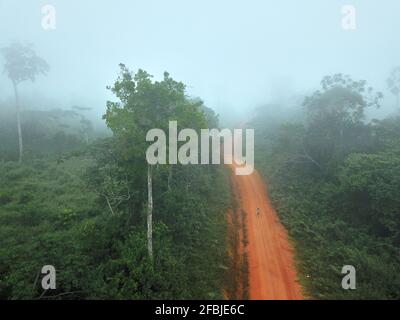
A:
[
  {"xmin": 1, "ymin": 41, "xmax": 400, "ymax": 300},
  {"xmin": 0, "ymin": 65, "xmax": 232, "ymax": 299},
  {"xmin": 252, "ymin": 74, "xmax": 400, "ymax": 299}
]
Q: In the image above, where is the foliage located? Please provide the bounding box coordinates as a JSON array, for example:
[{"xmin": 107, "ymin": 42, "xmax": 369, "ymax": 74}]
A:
[
  {"xmin": 1, "ymin": 43, "xmax": 49, "ymax": 85},
  {"xmin": 0, "ymin": 65, "xmax": 230, "ymax": 300},
  {"xmin": 253, "ymin": 74, "xmax": 400, "ymax": 299},
  {"xmin": 0, "ymin": 107, "xmax": 95, "ymax": 161}
]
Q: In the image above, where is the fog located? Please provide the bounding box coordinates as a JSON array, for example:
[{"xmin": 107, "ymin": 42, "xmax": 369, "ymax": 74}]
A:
[{"xmin": 1, "ymin": 0, "xmax": 400, "ymax": 125}]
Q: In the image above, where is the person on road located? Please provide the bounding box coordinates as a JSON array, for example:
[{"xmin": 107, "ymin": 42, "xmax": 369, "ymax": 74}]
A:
[{"xmin": 256, "ymin": 207, "xmax": 260, "ymax": 217}]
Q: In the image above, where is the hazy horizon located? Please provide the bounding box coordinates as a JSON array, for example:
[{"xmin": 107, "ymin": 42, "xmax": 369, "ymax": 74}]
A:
[{"xmin": 1, "ymin": 0, "xmax": 400, "ymax": 124}]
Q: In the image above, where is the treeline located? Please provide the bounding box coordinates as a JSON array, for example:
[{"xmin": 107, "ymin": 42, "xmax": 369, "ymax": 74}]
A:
[
  {"xmin": 0, "ymin": 105, "xmax": 95, "ymax": 160},
  {"xmin": 252, "ymin": 74, "xmax": 400, "ymax": 299},
  {"xmin": 0, "ymin": 66, "xmax": 232, "ymax": 299}
]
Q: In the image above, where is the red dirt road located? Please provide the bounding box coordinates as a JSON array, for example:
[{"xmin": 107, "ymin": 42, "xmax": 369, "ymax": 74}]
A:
[{"xmin": 231, "ymin": 165, "xmax": 303, "ymax": 300}]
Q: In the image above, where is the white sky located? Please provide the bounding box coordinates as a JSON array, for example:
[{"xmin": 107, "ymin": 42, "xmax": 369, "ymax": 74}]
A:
[{"xmin": 0, "ymin": 0, "xmax": 399, "ymax": 121}]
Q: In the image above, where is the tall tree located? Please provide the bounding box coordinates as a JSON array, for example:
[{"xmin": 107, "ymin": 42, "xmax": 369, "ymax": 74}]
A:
[
  {"xmin": 387, "ymin": 66, "xmax": 400, "ymax": 109},
  {"xmin": 104, "ymin": 64, "xmax": 207, "ymax": 259},
  {"xmin": 1, "ymin": 43, "xmax": 49, "ymax": 162},
  {"xmin": 303, "ymin": 74, "xmax": 383, "ymax": 169}
]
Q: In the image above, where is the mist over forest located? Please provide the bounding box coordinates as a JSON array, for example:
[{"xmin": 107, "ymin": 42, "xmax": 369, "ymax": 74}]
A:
[
  {"xmin": 0, "ymin": 0, "xmax": 399, "ymax": 300},
  {"xmin": 1, "ymin": 1, "xmax": 399, "ymax": 124}
]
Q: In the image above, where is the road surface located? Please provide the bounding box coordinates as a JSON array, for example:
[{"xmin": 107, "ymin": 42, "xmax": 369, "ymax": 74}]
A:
[{"xmin": 230, "ymin": 164, "xmax": 303, "ymax": 300}]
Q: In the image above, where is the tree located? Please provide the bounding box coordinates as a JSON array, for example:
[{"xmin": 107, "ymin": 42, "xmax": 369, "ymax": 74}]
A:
[
  {"xmin": 303, "ymin": 74, "xmax": 383, "ymax": 169},
  {"xmin": 104, "ymin": 64, "xmax": 207, "ymax": 259},
  {"xmin": 387, "ymin": 66, "xmax": 400, "ymax": 109},
  {"xmin": 338, "ymin": 148, "xmax": 400, "ymax": 240},
  {"xmin": 1, "ymin": 43, "xmax": 49, "ymax": 162},
  {"xmin": 305, "ymin": 74, "xmax": 382, "ymax": 124}
]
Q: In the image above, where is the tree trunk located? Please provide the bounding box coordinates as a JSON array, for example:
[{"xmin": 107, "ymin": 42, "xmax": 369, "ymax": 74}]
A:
[
  {"xmin": 147, "ymin": 164, "xmax": 153, "ymax": 260},
  {"xmin": 13, "ymin": 82, "xmax": 23, "ymax": 163},
  {"xmin": 301, "ymin": 139, "xmax": 321, "ymax": 169},
  {"xmin": 104, "ymin": 195, "xmax": 115, "ymax": 216}
]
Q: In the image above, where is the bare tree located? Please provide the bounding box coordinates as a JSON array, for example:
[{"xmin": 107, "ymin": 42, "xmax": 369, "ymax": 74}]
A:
[
  {"xmin": 147, "ymin": 165, "xmax": 153, "ymax": 260},
  {"xmin": 99, "ymin": 174, "xmax": 132, "ymax": 217},
  {"xmin": 1, "ymin": 43, "xmax": 49, "ymax": 162}
]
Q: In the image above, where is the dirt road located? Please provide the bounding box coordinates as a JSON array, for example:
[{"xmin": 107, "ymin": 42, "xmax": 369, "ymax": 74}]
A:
[{"xmin": 230, "ymin": 164, "xmax": 303, "ymax": 300}]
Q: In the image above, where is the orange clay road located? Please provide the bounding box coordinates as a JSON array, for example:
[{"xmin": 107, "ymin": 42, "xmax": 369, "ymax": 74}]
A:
[{"xmin": 230, "ymin": 164, "xmax": 303, "ymax": 300}]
